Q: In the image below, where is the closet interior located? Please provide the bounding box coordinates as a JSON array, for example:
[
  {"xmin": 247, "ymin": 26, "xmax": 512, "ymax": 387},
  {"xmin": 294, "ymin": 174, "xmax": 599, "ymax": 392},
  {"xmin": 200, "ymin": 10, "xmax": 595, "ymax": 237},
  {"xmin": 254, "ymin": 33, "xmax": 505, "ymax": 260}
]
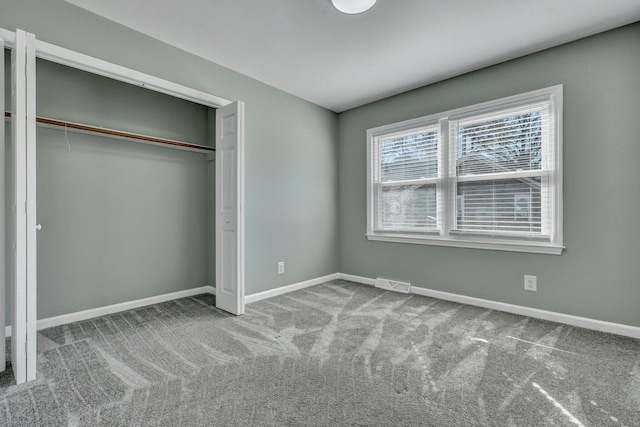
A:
[{"xmin": 3, "ymin": 48, "xmax": 218, "ymax": 360}]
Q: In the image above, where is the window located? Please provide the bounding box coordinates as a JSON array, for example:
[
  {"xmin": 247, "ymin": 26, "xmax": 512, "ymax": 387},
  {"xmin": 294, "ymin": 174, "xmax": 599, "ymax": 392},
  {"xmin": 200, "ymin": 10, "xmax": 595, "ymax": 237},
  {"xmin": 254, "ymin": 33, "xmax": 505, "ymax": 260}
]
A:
[{"xmin": 367, "ymin": 85, "xmax": 563, "ymax": 254}]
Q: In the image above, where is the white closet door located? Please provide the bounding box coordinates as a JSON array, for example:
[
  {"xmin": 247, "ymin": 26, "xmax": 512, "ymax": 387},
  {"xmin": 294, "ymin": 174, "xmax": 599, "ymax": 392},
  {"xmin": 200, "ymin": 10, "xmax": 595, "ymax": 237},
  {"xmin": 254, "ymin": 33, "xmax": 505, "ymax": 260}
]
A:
[
  {"xmin": 215, "ymin": 101, "xmax": 245, "ymax": 315},
  {"xmin": 0, "ymin": 34, "xmax": 6, "ymax": 373},
  {"xmin": 11, "ymin": 29, "xmax": 37, "ymax": 384},
  {"xmin": 25, "ymin": 30, "xmax": 37, "ymax": 382}
]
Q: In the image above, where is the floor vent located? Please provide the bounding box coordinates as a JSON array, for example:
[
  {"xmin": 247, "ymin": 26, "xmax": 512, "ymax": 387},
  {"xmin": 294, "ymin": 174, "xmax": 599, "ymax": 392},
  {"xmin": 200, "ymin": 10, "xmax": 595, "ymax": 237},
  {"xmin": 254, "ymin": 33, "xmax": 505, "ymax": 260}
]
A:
[{"xmin": 374, "ymin": 278, "xmax": 411, "ymax": 294}]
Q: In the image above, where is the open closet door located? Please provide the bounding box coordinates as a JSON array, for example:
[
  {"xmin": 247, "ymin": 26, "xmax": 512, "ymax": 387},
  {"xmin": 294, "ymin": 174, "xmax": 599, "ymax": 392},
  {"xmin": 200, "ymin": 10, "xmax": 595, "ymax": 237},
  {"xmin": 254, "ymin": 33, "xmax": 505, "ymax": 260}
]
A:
[
  {"xmin": 11, "ymin": 29, "xmax": 37, "ymax": 384},
  {"xmin": 215, "ymin": 101, "xmax": 245, "ymax": 315},
  {"xmin": 0, "ymin": 34, "xmax": 5, "ymax": 373}
]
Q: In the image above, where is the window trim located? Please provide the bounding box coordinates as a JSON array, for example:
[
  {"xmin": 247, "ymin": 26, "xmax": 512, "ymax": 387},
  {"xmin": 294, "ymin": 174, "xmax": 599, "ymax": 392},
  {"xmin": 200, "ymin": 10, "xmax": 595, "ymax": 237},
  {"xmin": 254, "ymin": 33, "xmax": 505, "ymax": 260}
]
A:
[
  {"xmin": 371, "ymin": 122, "xmax": 441, "ymax": 234},
  {"xmin": 366, "ymin": 85, "xmax": 564, "ymax": 255}
]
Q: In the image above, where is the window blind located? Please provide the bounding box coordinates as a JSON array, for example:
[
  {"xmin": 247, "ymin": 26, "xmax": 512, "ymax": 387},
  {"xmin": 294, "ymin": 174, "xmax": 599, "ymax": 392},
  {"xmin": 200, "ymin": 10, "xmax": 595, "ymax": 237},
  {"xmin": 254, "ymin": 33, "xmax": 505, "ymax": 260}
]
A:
[
  {"xmin": 373, "ymin": 127, "xmax": 439, "ymax": 232},
  {"xmin": 449, "ymin": 103, "xmax": 551, "ymax": 238},
  {"xmin": 366, "ymin": 85, "xmax": 562, "ymax": 254}
]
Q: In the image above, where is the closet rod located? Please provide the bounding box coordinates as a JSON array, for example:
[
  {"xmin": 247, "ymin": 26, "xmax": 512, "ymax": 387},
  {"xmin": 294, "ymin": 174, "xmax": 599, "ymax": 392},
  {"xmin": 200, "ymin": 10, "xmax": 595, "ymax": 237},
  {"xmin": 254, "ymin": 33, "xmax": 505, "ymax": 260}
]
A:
[{"xmin": 3, "ymin": 111, "xmax": 215, "ymax": 153}]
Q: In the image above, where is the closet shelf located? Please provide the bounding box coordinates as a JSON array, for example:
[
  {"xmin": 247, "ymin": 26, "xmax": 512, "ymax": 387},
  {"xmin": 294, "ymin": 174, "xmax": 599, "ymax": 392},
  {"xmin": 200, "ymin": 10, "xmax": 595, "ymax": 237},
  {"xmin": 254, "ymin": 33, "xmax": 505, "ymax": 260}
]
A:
[{"xmin": 4, "ymin": 111, "xmax": 215, "ymax": 154}]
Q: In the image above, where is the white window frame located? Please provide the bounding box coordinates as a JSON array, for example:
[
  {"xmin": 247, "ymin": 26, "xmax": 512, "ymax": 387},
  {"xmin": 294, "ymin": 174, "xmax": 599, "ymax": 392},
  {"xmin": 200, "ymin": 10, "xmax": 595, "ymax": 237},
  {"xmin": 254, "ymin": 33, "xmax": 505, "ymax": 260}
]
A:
[
  {"xmin": 366, "ymin": 85, "xmax": 564, "ymax": 255},
  {"xmin": 370, "ymin": 122, "xmax": 441, "ymax": 234}
]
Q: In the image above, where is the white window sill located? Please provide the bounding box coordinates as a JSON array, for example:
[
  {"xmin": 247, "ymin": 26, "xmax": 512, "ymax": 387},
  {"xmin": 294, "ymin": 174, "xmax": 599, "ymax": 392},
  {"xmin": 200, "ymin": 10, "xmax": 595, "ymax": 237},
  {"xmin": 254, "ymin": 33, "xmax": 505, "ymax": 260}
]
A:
[{"xmin": 366, "ymin": 233, "xmax": 564, "ymax": 255}]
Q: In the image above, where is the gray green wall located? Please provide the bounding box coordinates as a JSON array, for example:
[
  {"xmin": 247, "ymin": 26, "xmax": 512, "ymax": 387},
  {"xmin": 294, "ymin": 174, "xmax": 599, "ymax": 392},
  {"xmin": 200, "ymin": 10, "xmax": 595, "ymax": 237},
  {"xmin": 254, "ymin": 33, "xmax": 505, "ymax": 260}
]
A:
[
  {"xmin": 2, "ymin": 1, "xmax": 639, "ymax": 330},
  {"xmin": 338, "ymin": 22, "xmax": 640, "ymax": 327},
  {"xmin": 1, "ymin": 0, "xmax": 339, "ymax": 320}
]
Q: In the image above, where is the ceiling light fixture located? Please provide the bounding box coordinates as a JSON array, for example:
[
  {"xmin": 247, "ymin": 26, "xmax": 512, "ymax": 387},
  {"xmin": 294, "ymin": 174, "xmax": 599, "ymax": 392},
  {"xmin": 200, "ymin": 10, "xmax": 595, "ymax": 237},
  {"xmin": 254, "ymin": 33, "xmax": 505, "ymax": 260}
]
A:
[{"xmin": 331, "ymin": 0, "xmax": 377, "ymax": 14}]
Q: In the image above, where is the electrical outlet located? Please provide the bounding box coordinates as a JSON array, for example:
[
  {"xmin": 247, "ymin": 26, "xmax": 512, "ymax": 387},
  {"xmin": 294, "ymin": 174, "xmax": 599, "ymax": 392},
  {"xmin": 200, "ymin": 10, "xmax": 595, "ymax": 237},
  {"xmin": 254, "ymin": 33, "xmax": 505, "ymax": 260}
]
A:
[
  {"xmin": 278, "ymin": 261, "xmax": 285, "ymax": 274},
  {"xmin": 524, "ymin": 275, "xmax": 537, "ymax": 292}
]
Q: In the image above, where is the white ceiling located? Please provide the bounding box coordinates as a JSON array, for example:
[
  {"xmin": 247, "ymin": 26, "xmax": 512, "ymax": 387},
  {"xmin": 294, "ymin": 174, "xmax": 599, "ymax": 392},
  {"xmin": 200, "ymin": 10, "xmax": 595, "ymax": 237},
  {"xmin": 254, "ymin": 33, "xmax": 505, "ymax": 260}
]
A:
[{"xmin": 65, "ymin": 0, "xmax": 640, "ymax": 112}]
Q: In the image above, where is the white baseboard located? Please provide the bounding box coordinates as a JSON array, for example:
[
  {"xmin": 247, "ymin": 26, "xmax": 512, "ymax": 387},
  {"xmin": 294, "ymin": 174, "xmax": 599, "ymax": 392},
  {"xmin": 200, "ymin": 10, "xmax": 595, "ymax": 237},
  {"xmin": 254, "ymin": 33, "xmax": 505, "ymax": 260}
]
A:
[
  {"xmin": 336, "ymin": 273, "xmax": 376, "ymax": 286},
  {"xmin": 244, "ymin": 273, "xmax": 340, "ymax": 304},
  {"xmin": 4, "ymin": 285, "xmax": 215, "ymax": 337},
  {"xmin": 5, "ymin": 272, "xmax": 639, "ymax": 341},
  {"xmin": 336, "ymin": 273, "xmax": 640, "ymax": 340},
  {"xmin": 3, "ymin": 273, "xmax": 340, "ymax": 337}
]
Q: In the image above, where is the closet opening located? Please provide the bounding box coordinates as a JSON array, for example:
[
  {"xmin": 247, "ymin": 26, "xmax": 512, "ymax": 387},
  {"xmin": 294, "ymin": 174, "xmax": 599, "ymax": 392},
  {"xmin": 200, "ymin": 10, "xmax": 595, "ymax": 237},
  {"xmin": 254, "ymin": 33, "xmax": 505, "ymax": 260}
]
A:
[
  {"xmin": 3, "ymin": 29, "xmax": 245, "ymax": 384},
  {"xmin": 32, "ymin": 57, "xmax": 217, "ymax": 322}
]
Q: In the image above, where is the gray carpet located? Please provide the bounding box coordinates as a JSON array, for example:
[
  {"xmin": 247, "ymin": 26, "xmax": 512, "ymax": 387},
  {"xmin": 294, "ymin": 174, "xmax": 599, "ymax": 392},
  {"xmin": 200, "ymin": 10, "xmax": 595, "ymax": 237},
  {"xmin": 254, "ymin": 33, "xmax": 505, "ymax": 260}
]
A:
[{"xmin": 0, "ymin": 280, "xmax": 639, "ymax": 426}]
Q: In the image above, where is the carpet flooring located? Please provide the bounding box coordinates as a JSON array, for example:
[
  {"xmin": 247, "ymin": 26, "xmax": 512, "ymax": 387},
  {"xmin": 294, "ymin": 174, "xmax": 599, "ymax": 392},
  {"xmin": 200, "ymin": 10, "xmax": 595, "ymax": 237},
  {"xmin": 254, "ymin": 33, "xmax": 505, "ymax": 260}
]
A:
[{"xmin": 0, "ymin": 280, "xmax": 639, "ymax": 426}]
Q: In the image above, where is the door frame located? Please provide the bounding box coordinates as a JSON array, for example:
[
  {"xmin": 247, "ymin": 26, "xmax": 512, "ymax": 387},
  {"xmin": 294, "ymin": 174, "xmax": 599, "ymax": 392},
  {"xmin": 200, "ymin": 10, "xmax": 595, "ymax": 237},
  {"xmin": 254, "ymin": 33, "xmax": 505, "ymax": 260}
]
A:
[
  {"xmin": 10, "ymin": 29, "xmax": 37, "ymax": 384},
  {"xmin": 2, "ymin": 26, "xmax": 246, "ymax": 383},
  {"xmin": 0, "ymin": 33, "xmax": 5, "ymax": 373}
]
